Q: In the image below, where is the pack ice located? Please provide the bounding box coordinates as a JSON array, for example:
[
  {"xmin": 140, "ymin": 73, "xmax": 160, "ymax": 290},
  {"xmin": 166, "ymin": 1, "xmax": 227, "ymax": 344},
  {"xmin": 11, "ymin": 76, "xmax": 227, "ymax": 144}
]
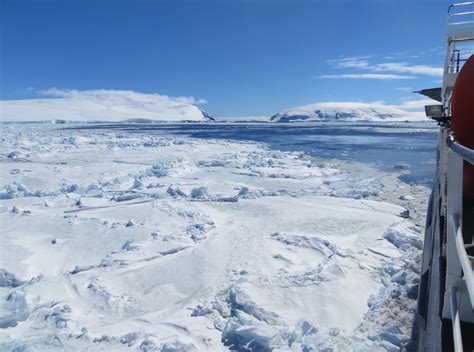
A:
[{"xmin": 0, "ymin": 124, "xmax": 426, "ymax": 351}]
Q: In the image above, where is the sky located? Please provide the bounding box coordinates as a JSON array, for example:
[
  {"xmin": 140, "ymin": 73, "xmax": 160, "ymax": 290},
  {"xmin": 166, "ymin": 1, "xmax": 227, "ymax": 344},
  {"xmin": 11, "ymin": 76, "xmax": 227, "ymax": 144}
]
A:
[{"xmin": 0, "ymin": 0, "xmax": 455, "ymax": 118}]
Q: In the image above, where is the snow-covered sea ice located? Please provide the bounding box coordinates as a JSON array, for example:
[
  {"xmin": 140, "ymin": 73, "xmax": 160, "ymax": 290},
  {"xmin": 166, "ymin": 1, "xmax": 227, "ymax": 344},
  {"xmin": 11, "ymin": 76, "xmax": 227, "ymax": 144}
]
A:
[{"xmin": 0, "ymin": 123, "xmax": 429, "ymax": 351}]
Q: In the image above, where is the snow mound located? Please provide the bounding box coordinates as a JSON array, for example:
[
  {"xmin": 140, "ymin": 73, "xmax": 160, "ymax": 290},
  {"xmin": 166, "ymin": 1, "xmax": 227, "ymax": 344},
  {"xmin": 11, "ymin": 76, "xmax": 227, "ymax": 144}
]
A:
[
  {"xmin": 0, "ymin": 182, "xmax": 58, "ymax": 199},
  {"xmin": 270, "ymin": 102, "xmax": 426, "ymax": 123}
]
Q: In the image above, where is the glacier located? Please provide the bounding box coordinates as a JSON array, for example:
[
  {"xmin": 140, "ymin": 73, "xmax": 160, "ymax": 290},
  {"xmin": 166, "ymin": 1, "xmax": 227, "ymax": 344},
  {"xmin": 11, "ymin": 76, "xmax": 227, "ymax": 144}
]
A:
[{"xmin": 0, "ymin": 89, "xmax": 214, "ymax": 123}]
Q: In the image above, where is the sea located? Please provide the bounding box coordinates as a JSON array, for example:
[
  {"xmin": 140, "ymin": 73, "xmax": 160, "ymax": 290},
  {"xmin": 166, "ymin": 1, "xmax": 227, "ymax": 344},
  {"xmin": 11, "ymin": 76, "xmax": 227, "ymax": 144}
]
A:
[{"xmin": 74, "ymin": 121, "xmax": 439, "ymax": 186}]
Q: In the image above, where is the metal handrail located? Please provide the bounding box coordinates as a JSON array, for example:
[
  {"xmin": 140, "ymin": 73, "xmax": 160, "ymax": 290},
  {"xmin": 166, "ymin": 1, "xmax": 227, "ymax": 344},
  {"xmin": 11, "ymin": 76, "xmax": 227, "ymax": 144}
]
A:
[
  {"xmin": 451, "ymin": 214, "xmax": 474, "ymax": 309},
  {"xmin": 451, "ymin": 11, "xmax": 474, "ymax": 16},
  {"xmin": 450, "ymin": 286, "xmax": 464, "ymax": 352},
  {"xmin": 448, "ymin": 2, "xmax": 474, "ymax": 27},
  {"xmin": 450, "ymin": 20, "xmax": 474, "ymax": 26},
  {"xmin": 449, "ymin": 2, "xmax": 474, "ymax": 15},
  {"xmin": 445, "ymin": 132, "xmax": 474, "ymax": 351},
  {"xmin": 449, "ymin": 2, "xmax": 474, "ymax": 10},
  {"xmin": 447, "ymin": 133, "xmax": 474, "ymax": 165}
]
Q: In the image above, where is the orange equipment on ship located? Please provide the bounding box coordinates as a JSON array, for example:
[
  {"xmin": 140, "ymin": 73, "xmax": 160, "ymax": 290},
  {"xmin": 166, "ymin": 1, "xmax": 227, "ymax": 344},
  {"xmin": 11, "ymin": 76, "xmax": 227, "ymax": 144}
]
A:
[{"xmin": 451, "ymin": 54, "xmax": 474, "ymax": 202}]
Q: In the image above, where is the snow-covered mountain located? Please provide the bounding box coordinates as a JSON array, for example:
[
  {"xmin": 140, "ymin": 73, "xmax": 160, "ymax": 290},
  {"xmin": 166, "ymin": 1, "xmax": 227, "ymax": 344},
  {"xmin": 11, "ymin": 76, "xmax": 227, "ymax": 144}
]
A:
[
  {"xmin": 270, "ymin": 102, "xmax": 426, "ymax": 123},
  {"xmin": 0, "ymin": 89, "xmax": 214, "ymax": 123}
]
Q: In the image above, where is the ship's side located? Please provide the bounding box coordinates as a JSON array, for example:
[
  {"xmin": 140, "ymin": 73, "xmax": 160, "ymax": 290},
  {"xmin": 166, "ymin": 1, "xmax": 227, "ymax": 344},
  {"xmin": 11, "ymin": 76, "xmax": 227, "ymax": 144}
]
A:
[{"xmin": 416, "ymin": 3, "xmax": 474, "ymax": 351}]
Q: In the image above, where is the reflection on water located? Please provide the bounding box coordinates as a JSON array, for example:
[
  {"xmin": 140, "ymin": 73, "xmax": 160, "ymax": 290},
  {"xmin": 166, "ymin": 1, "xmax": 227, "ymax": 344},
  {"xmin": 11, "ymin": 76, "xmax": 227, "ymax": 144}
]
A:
[{"xmin": 70, "ymin": 121, "xmax": 439, "ymax": 186}]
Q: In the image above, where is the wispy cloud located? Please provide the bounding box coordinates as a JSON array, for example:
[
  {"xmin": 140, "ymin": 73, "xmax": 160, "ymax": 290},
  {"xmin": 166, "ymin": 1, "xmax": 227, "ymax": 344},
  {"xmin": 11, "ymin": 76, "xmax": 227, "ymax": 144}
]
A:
[
  {"xmin": 1, "ymin": 88, "xmax": 209, "ymax": 122},
  {"xmin": 394, "ymin": 87, "xmax": 414, "ymax": 92},
  {"xmin": 317, "ymin": 73, "xmax": 414, "ymax": 80},
  {"xmin": 323, "ymin": 54, "xmax": 443, "ymax": 80},
  {"xmin": 39, "ymin": 88, "xmax": 208, "ymax": 105},
  {"xmin": 372, "ymin": 63, "xmax": 443, "ymax": 76},
  {"xmin": 328, "ymin": 58, "xmax": 370, "ymax": 69}
]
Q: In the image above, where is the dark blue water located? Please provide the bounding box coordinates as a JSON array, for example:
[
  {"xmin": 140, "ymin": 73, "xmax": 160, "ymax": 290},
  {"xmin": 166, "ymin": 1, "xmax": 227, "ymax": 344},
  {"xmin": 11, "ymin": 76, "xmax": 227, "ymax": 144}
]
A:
[{"xmin": 72, "ymin": 122, "xmax": 439, "ymax": 186}]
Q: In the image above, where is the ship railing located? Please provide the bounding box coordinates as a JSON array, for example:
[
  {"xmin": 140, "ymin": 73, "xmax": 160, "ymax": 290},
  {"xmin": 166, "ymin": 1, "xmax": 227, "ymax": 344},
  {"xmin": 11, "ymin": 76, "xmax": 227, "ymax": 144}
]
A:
[
  {"xmin": 448, "ymin": 133, "xmax": 474, "ymax": 164},
  {"xmin": 448, "ymin": 2, "xmax": 474, "ymax": 30},
  {"xmin": 445, "ymin": 3, "xmax": 474, "ymax": 81},
  {"xmin": 443, "ymin": 131, "xmax": 474, "ymax": 351}
]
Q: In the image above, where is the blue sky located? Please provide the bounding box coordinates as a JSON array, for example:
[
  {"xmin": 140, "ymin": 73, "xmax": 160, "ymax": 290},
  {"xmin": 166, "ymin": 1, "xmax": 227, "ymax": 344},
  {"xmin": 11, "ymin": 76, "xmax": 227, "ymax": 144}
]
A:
[{"xmin": 1, "ymin": 0, "xmax": 452, "ymax": 117}]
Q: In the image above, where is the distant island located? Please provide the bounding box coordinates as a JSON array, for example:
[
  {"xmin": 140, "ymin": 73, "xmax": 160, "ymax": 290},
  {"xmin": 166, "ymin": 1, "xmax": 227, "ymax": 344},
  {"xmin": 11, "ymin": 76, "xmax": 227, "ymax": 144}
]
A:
[{"xmin": 270, "ymin": 102, "xmax": 427, "ymax": 123}]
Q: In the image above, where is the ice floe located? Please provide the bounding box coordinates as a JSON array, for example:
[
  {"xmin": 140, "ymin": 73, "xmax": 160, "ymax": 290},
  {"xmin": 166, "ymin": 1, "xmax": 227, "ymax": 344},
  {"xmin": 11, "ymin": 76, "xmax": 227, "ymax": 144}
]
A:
[{"xmin": 0, "ymin": 123, "xmax": 429, "ymax": 350}]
